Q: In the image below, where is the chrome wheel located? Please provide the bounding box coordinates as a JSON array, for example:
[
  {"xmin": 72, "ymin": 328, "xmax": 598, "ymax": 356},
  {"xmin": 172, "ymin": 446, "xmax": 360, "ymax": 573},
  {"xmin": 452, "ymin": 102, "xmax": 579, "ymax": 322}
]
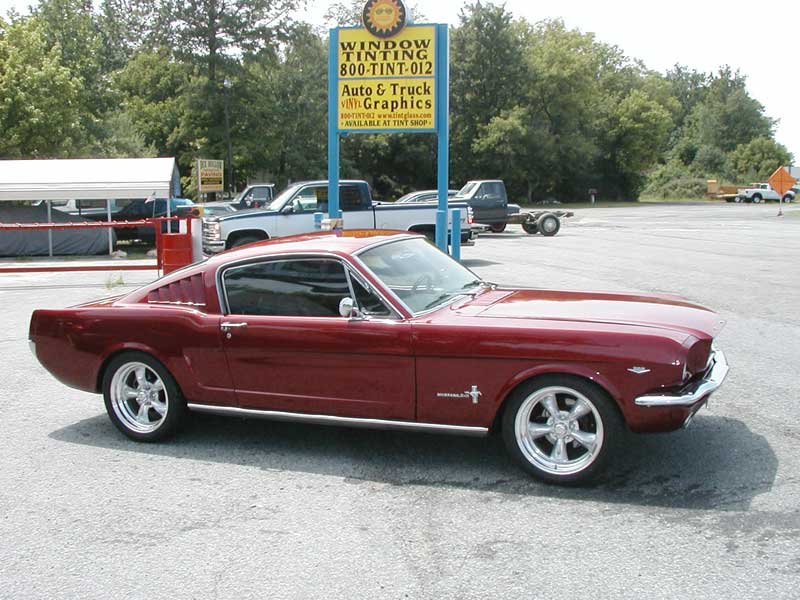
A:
[
  {"xmin": 109, "ymin": 362, "xmax": 169, "ymax": 434},
  {"xmin": 541, "ymin": 217, "xmax": 558, "ymax": 234},
  {"xmin": 514, "ymin": 386, "xmax": 604, "ymax": 476}
]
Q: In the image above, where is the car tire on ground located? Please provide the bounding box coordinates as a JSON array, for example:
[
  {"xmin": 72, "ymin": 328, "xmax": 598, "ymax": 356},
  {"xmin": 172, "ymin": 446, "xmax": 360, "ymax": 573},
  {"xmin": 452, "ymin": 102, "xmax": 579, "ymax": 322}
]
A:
[
  {"xmin": 734, "ymin": 196, "xmax": 742, "ymax": 203},
  {"xmin": 501, "ymin": 375, "xmax": 623, "ymax": 485},
  {"xmin": 752, "ymin": 194, "xmax": 762, "ymax": 204},
  {"xmin": 102, "ymin": 351, "xmax": 187, "ymax": 442},
  {"xmin": 489, "ymin": 223, "xmax": 507, "ymax": 233},
  {"xmin": 522, "ymin": 220, "xmax": 538, "ymax": 235},
  {"xmin": 537, "ymin": 213, "xmax": 561, "ymax": 237},
  {"xmin": 783, "ymin": 195, "xmax": 793, "ymax": 203}
]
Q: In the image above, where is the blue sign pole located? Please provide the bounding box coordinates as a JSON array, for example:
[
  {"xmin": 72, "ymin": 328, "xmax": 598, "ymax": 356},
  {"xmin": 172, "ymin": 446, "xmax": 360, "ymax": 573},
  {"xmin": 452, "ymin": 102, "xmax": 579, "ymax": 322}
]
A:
[
  {"xmin": 435, "ymin": 23, "xmax": 449, "ymax": 253},
  {"xmin": 328, "ymin": 28, "xmax": 341, "ymax": 220}
]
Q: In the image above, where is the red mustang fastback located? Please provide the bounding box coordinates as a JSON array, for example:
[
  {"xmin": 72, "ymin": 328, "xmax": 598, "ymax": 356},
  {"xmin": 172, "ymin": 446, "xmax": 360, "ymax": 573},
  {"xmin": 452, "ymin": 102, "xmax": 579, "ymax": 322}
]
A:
[{"xmin": 30, "ymin": 231, "xmax": 729, "ymax": 484}]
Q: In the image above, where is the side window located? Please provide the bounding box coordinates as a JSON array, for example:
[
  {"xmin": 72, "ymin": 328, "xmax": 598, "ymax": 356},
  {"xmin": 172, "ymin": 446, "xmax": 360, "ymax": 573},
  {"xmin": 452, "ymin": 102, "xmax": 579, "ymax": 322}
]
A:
[
  {"xmin": 484, "ymin": 182, "xmax": 503, "ymax": 198},
  {"xmin": 224, "ymin": 259, "xmax": 350, "ymax": 317},
  {"xmin": 340, "ymin": 186, "xmax": 363, "ymax": 211},
  {"xmin": 289, "ymin": 187, "xmax": 324, "ymax": 213},
  {"xmin": 350, "ymin": 275, "xmax": 392, "ymax": 317},
  {"xmin": 252, "ymin": 187, "xmax": 269, "ymax": 201}
]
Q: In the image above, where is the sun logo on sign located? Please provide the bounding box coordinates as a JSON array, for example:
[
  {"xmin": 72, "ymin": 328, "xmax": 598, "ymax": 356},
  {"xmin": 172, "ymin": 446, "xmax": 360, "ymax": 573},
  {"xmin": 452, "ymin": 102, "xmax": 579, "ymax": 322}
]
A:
[{"xmin": 363, "ymin": 0, "xmax": 408, "ymax": 38}]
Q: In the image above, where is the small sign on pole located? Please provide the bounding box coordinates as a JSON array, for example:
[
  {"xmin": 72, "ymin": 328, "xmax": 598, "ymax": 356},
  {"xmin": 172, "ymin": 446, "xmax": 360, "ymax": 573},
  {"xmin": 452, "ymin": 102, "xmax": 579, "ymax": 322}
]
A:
[
  {"xmin": 768, "ymin": 166, "xmax": 796, "ymax": 217},
  {"xmin": 197, "ymin": 159, "xmax": 225, "ymax": 194}
]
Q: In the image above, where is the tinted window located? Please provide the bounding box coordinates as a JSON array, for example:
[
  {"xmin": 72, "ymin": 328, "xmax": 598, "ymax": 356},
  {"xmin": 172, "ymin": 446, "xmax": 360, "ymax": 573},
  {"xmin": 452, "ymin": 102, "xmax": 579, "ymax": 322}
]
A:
[
  {"xmin": 224, "ymin": 259, "xmax": 350, "ymax": 317},
  {"xmin": 309, "ymin": 185, "xmax": 362, "ymax": 211},
  {"xmin": 340, "ymin": 186, "xmax": 364, "ymax": 211}
]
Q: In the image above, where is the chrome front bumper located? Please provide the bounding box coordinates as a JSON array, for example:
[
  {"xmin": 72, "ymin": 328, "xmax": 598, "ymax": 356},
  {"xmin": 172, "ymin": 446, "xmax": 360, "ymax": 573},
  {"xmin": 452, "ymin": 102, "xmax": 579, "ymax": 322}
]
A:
[{"xmin": 634, "ymin": 350, "xmax": 729, "ymax": 407}]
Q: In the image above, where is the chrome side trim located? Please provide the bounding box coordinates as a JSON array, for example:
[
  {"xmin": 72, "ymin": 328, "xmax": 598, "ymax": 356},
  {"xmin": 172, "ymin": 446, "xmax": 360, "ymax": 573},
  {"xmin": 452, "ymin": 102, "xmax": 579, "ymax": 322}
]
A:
[
  {"xmin": 635, "ymin": 350, "xmax": 729, "ymax": 407},
  {"xmin": 186, "ymin": 403, "xmax": 489, "ymax": 437}
]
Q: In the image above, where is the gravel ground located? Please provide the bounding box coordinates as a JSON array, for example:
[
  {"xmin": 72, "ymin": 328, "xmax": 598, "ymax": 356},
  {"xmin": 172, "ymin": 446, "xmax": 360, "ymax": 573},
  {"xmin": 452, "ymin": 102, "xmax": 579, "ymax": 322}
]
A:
[{"xmin": 1, "ymin": 202, "xmax": 798, "ymax": 599}]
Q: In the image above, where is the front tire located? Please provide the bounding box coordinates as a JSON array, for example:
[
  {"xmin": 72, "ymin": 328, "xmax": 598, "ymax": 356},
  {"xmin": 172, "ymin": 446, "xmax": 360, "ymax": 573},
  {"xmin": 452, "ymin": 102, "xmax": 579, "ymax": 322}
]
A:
[
  {"xmin": 102, "ymin": 352, "xmax": 186, "ymax": 442},
  {"xmin": 501, "ymin": 376, "xmax": 622, "ymax": 485},
  {"xmin": 230, "ymin": 235, "xmax": 265, "ymax": 249}
]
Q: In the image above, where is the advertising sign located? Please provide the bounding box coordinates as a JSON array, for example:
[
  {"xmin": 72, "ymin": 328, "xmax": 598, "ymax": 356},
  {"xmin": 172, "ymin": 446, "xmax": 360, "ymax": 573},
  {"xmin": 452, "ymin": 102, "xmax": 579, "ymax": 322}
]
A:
[
  {"xmin": 337, "ymin": 26, "xmax": 436, "ymax": 131},
  {"xmin": 197, "ymin": 159, "xmax": 224, "ymax": 193},
  {"xmin": 328, "ymin": 0, "xmax": 450, "ymax": 251}
]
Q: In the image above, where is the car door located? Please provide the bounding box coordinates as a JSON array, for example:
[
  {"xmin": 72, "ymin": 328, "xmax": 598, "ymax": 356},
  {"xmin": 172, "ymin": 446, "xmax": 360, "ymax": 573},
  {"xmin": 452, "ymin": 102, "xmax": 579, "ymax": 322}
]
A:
[
  {"xmin": 480, "ymin": 182, "xmax": 507, "ymax": 222},
  {"xmin": 219, "ymin": 256, "xmax": 415, "ymax": 420}
]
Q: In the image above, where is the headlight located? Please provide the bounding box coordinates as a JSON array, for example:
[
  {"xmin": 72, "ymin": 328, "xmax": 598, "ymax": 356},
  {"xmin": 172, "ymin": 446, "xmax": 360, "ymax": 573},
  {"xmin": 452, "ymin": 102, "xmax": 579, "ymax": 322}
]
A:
[{"xmin": 203, "ymin": 220, "xmax": 221, "ymax": 240}]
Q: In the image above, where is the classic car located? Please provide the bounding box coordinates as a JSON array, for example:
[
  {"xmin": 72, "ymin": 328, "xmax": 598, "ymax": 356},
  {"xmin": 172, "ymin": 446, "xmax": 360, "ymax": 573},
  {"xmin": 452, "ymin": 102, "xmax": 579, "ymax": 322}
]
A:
[{"xmin": 29, "ymin": 231, "xmax": 729, "ymax": 485}]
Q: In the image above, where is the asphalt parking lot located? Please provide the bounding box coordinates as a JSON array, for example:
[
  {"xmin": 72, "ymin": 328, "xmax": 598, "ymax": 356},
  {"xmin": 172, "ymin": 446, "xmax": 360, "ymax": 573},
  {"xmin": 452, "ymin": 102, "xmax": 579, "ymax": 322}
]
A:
[{"xmin": 1, "ymin": 203, "xmax": 798, "ymax": 599}]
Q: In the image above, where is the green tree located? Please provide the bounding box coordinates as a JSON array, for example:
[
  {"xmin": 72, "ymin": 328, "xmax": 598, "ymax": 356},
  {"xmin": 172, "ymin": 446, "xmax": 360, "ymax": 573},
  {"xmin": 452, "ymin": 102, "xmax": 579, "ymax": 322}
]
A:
[
  {"xmin": 0, "ymin": 15, "xmax": 88, "ymax": 157},
  {"xmin": 114, "ymin": 49, "xmax": 191, "ymax": 157},
  {"xmin": 450, "ymin": 2, "xmax": 527, "ymax": 185},
  {"xmin": 729, "ymin": 137, "xmax": 792, "ymax": 182}
]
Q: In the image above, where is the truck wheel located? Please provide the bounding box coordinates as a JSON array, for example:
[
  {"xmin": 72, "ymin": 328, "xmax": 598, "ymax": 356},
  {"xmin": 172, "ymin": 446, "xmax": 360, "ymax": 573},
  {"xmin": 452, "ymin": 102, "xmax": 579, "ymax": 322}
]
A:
[
  {"xmin": 489, "ymin": 223, "xmax": 507, "ymax": 233},
  {"xmin": 522, "ymin": 221, "xmax": 538, "ymax": 235},
  {"xmin": 783, "ymin": 195, "xmax": 793, "ymax": 204},
  {"xmin": 734, "ymin": 196, "xmax": 742, "ymax": 203},
  {"xmin": 537, "ymin": 213, "xmax": 561, "ymax": 237},
  {"xmin": 230, "ymin": 235, "xmax": 264, "ymax": 249},
  {"xmin": 752, "ymin": 194, "xmax": 762, "ymax": 204}
]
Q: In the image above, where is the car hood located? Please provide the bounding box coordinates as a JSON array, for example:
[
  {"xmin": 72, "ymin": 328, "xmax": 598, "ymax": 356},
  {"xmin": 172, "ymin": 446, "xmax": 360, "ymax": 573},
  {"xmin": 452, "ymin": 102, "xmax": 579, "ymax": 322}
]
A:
[{"xmin": 455, "ymin": 289, "xmax": 725, "ymax": 339}]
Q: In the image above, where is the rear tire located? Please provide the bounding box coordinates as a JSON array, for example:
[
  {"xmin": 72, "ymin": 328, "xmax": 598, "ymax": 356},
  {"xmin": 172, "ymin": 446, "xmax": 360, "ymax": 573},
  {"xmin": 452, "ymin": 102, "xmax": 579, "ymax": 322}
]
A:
[
  {"xmin": 102, "ymin": 352, "xmax": 186, "ymax": 442},
  {"xmin": 537, "ymin": 213, "xmax": 561, "ymax": 237},
  {"xmin": 501, "ymin": 375, "xmax": 623, "ymax": 485},
  {"xmin": 752, "ymin": 194, "xmax": 762, "ymax": 204},
  {"xmin": 489, "ymin": 223, "xmax": 507, "ymax": 233},
  {"xmin": 522, "ymin": 221, "xmax": 538, "ymax": 235}
]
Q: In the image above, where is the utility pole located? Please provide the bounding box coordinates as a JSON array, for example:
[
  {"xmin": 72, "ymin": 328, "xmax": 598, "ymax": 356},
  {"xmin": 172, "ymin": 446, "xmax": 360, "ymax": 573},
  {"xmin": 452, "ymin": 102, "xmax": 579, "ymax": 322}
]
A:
[{"xmin": 223, "ymin": 79, "xmax": 234, "ymax": 198}]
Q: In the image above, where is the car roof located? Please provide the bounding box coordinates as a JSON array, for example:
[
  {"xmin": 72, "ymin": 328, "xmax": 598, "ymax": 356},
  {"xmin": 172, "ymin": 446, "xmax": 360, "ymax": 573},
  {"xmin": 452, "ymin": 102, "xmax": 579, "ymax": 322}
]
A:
[{"xmin": 206, "ymin": 230, "xmax": 418, "ymax": 266}]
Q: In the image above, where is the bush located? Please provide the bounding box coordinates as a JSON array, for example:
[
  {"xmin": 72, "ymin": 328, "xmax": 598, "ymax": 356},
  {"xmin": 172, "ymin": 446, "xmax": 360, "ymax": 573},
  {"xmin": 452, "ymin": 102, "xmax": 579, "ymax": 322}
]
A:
[{"xmin": 641, "ymin": 161, "xmax": 708, "ymax": 199}]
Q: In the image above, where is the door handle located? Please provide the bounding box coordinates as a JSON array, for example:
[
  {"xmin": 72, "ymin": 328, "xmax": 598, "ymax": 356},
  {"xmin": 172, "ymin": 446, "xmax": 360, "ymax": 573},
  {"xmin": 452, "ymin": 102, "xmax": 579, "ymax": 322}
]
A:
[{"xmin": 221, "ymin": 322, "xmax": 249, "ymax": 330}]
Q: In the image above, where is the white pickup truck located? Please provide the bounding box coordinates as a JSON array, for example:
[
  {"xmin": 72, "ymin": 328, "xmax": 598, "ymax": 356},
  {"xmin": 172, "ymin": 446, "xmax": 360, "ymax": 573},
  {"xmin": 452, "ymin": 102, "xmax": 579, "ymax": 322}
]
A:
[
  {"xmin": 203, "ymin": 180, "xmax": 476, "ymax": 253},
  {"xmin": 736, "ymin": 183, "xmax": 795, "ymax": 203}
]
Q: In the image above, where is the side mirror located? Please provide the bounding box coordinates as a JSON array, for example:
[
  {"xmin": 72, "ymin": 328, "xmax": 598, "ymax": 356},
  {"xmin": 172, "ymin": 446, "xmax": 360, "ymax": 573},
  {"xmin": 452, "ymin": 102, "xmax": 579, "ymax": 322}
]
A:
[
  {"xmin": 339, "ymin": 297, "xmax": 362, "ymax": 319},
  {"xmin": 281, "ymin": 205, "xmax": 293, "ymax": 215}
]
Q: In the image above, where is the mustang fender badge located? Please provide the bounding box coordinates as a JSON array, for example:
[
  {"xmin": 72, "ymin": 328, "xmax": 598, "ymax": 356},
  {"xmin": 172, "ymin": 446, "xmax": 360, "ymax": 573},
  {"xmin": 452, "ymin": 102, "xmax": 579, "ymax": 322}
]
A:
[
  {"xmin": 437, "ymin": 385, "xmax": 483, "ymax": 405},
  {"xmin": 628, "ymin": 366, "xmax": 651, "ymax": 375}
]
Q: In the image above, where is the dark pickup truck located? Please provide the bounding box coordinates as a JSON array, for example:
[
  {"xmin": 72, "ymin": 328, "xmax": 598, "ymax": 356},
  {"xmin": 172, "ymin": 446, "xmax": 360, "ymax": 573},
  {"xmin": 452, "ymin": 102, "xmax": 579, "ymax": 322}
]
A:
[{"xmin": 453, "ymin": 180, "xmax": 572, "ymax": 236}]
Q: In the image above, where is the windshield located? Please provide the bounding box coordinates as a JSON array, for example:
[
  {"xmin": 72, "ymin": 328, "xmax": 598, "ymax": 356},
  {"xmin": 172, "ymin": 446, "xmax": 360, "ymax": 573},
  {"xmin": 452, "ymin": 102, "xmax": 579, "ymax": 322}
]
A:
[
  {"xmin": 267, "ymin": 184, "xmax": 304, "ymax": 211},
  {"xmin": 357, "ymin": 238, "xmax": 483, "ymax": 314},
  {"xmin": 457, "ymin": 182, "xmax": 478, "ymax": 197}
]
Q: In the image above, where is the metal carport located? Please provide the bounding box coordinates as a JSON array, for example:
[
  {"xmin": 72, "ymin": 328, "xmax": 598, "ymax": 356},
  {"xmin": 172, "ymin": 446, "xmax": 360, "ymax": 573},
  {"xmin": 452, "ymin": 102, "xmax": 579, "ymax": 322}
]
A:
[{"xmin": 0, "ymin": 157, "xmax": 181, "ymax": 256}]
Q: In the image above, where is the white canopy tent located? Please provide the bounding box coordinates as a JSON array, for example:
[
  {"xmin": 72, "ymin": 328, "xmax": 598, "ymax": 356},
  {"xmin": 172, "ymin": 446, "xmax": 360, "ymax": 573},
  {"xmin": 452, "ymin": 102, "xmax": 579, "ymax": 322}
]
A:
[
  {"xmin": 0, "ymin": 158, "xmax": 181, "ymax": 256},
  {"xmin": 0, "ymin": 157, "xmax": 181, "ymax": 201}
]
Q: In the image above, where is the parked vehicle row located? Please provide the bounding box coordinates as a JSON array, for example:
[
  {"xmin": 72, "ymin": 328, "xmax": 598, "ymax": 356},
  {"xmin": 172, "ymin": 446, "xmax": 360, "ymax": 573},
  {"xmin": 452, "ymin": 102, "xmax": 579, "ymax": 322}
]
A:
[{"xmin": 202, "ymin": 180, "xmax": 476, "ymax": 254}]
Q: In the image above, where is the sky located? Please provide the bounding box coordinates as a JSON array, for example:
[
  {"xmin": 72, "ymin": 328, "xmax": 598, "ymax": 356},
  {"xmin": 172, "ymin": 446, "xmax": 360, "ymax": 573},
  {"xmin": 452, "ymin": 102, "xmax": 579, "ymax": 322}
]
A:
[{"xmin": 2, "ymin": 0, "xmax": 798, "ymax": 160}]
